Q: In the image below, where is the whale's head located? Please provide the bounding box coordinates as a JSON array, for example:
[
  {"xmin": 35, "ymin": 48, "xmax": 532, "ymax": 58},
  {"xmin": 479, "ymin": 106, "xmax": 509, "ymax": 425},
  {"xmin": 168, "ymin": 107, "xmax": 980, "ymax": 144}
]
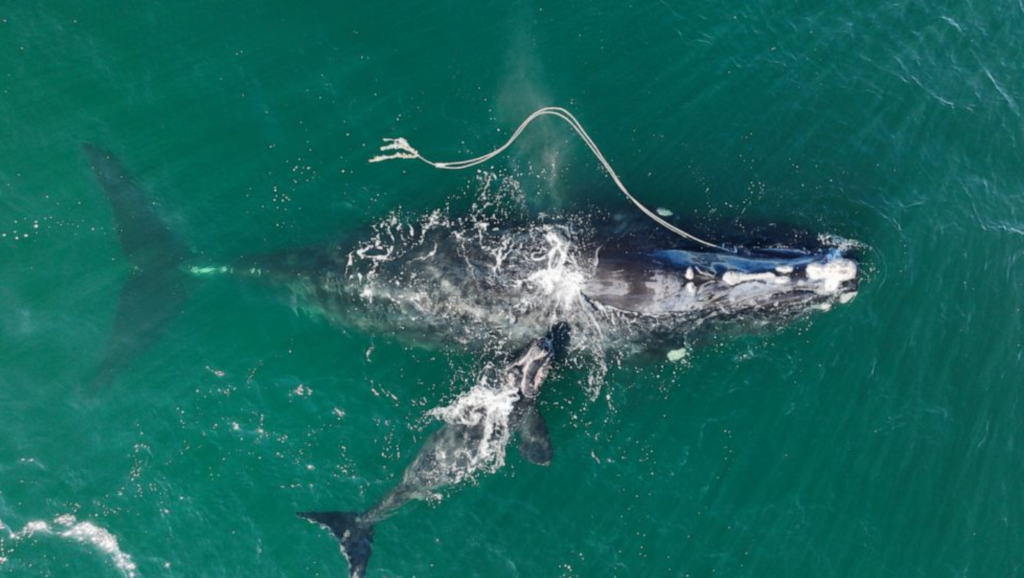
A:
[
  {"xmin": 658, "ymin": 247, "xmax": 860, "ymax": 312},
  {"xmin": 506, "ymin": 323, "xmax": 570, "ymax": 398},
  {"xmin": 583, "ymin": 247, "xmax": 859, "ymax": 317}
]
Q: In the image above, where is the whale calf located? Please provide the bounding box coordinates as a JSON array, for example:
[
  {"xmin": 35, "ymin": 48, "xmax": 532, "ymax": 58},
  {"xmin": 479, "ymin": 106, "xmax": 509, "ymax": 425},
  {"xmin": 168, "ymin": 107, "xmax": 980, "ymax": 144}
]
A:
[{"xmin": 299, "ymin": 325, "xmax": 568, "ymax": 578}]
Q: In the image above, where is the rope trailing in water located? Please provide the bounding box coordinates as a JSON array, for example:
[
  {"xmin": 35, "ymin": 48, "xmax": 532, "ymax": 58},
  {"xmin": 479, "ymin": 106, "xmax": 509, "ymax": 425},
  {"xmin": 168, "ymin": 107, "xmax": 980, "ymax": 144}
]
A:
[{"xmin": 369, "ymin": 106, "xmax": 724, "ymax": 251}]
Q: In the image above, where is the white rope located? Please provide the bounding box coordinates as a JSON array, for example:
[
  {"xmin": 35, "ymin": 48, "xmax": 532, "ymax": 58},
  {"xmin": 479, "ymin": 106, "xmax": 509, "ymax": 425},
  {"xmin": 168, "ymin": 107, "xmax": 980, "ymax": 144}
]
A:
[{"xmin": 369, "ymin": 106, "xmax": 724, "ymax": 250}]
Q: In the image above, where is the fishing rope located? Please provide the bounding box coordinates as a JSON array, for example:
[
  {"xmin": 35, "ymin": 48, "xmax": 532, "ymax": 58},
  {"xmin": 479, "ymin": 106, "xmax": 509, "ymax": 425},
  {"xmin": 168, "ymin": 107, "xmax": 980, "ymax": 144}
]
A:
[{"xmin": 369, "ymin": 106, "xmax": 725, "ymax": 251}]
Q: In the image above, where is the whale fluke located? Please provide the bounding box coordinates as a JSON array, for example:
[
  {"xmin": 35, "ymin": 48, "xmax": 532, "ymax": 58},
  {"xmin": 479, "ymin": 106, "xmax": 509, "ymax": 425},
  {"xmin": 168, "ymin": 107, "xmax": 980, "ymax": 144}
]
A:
[
  {"xmin": 298, "ymin": 511, "xmax": 374, "ymax": 578},
  {"xmin": 82, "ymin": 143, "xmax": 192, "ymax": 386}
]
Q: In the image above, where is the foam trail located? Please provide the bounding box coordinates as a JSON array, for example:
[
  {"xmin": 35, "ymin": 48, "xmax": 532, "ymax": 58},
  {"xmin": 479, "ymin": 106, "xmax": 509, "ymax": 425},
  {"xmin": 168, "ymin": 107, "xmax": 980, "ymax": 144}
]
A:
[
  {"xmin": 368, "ymin": 107, "xmax": 728, "ymax": 251},
  {"xmin": 426, "ymin": 374, "xmax": 520, "ymax": 480},
  {"xmin": 0, "ymin": 514, "xmax": 138, "ymax": 577},
  {"xmin": 344, "ymin": 204, "xmax": 612, "ymax": 387},
  {"xmin": 524, "ymin": 231, "xmax": 586, "ymax": 310}
]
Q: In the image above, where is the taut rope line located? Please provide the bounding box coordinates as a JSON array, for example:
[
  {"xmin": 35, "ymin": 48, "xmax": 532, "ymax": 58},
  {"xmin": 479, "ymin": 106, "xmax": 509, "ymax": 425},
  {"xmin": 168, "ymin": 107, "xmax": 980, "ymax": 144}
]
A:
[{"xmin": 369, "ymin": 106, "xmax": 724, "ymax": 251}]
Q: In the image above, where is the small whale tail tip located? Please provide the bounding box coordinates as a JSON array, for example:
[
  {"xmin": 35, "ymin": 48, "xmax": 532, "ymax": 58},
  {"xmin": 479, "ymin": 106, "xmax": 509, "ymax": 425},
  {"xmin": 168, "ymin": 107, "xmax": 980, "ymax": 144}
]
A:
[{"xmin": 298, "ymin": 511, "xmax": 374, "ymax": 578}]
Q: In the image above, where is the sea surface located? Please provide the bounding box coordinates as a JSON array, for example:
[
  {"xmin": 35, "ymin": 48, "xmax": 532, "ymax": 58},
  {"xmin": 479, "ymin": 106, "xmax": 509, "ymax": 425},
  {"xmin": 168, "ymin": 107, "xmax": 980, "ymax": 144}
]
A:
[{"xmin": 2, "ymin": 1, "xmax": 1023, "ymax": 577}]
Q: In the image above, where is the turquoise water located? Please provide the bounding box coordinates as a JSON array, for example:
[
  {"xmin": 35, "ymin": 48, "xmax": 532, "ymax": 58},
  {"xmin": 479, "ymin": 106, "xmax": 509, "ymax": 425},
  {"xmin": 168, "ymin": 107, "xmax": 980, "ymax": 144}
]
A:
[{"xmin": 2, "ymin": 1, "xmax": 1024, "ymax": 576}]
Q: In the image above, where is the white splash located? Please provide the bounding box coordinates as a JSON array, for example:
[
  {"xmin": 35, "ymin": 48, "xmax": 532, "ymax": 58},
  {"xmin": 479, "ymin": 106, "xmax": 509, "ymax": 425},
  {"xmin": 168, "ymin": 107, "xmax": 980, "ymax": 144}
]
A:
[
  {"xmin": 818, "ymin": 233, "xmax": 867, "ymax": 254},
  {"xmin": 0, "ymin": 514, "xmax": 137, "ymax": 578},
  {"xmin": 524, "ymin": 231, "xmax": 587, "ymax": 310},
  {"xmin": 340, "ymin": 188, "xmax": 607, "ymax": 389},
  {"xmin": 426, "ymin": 376, "xmax": 520, "ymax": 480}
]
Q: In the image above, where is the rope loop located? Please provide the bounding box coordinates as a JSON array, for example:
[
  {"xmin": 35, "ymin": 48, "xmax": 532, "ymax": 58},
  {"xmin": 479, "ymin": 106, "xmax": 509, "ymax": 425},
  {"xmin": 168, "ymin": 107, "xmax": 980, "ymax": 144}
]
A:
[{"xmin": 369, "ymin": 107, "xmax": 725, "ymax": 251}]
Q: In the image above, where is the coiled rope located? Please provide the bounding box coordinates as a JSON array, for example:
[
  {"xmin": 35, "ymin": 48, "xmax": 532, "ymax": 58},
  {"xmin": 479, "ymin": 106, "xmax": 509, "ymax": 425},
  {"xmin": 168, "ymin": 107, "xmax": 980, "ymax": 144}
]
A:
[{"xmin": 369, "ymin": 106, "xmax": 724, "ymax": 251}]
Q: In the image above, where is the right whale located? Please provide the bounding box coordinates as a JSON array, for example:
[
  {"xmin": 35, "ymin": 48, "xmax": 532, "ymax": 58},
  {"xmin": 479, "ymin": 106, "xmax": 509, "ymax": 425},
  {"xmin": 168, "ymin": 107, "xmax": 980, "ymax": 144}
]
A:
[
  {"xmin": 252, "ymin": 212, "xmax": 860, "ymax": 359},
  {"xmin": 82, "ymin": 137, "xmax": 859, "ymax": 383},
  {"xmin": 299, "ymin": 324, "xmax": 569, "ymax": 578}
]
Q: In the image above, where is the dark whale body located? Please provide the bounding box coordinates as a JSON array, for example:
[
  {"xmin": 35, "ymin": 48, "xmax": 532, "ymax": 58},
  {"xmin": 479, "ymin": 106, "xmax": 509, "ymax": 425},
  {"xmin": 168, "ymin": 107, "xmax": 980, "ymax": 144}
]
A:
[
  {"xmin": 83, "ymin": 146, "xmax": 859, "ymax": 383},
  {"xmin": 236, "ymin": 211, "xmax": 859, "ymax": 360}
]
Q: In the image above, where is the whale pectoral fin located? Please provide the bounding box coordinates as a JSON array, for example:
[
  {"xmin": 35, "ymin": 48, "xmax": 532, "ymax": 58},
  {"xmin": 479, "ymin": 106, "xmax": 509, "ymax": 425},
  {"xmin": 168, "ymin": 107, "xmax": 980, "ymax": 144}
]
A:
[
  {"xmin": 516, "ymin": 402, "xmax": 553, "ymax": 466},
  {"xmin": 298, "ymin": 511, "xmax": 374, "ymax": 578}
]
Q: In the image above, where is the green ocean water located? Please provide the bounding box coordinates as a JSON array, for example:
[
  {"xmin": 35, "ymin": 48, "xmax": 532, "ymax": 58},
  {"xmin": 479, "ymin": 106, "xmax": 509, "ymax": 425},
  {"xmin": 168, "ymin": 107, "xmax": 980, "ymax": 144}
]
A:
[{"xmin": 2, "ymin": 1, "xmax": 1024, "ymax": 576}]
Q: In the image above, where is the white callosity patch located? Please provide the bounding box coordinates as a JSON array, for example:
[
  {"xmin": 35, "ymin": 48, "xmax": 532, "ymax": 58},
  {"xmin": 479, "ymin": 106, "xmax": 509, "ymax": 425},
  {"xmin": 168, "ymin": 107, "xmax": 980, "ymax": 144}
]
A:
[
  {"xmin": 0, "ymin": 514, "xmax": 137, "ymax": 577},
  {"xmin": 722, "ymin": 271, "xmax": 790, "ymax": 286},
  {"xmin": 806, "ymin": 257, "xmax": 857, "ymax": 293}
]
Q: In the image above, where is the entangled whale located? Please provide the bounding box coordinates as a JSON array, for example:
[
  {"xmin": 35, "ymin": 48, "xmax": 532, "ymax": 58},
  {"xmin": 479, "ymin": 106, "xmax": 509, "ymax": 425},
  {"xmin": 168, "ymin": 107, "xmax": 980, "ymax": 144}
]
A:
[
  {"xmin": 81, "ymin": 188, "xmax": 861, "ymax": 383},
  {"xmin": 299, "ymin": 325, "xmax": 568, "ymax": 578},
  {"xmin": 83, "ymin": 108, "xmax": 860, "ymax": 384}
]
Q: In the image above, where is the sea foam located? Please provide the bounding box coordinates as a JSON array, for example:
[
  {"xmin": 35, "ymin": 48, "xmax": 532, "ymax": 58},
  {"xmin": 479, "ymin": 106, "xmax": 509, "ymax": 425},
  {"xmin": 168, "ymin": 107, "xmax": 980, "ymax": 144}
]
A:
[{"xmin": 0, "ymin": 514, "xmax": 137, "ymax": 577}]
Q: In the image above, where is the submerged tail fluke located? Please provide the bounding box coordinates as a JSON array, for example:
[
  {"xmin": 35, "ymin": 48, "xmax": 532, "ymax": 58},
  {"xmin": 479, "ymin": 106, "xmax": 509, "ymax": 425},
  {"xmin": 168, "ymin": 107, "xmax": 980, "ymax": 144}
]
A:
[
  {"xmin": 298, "ymin": 511, "xmax": 375, "ymax": 578},
  {"xmin": 82, "ymin": 144, "xmax": 192, "ymax": 386}
]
